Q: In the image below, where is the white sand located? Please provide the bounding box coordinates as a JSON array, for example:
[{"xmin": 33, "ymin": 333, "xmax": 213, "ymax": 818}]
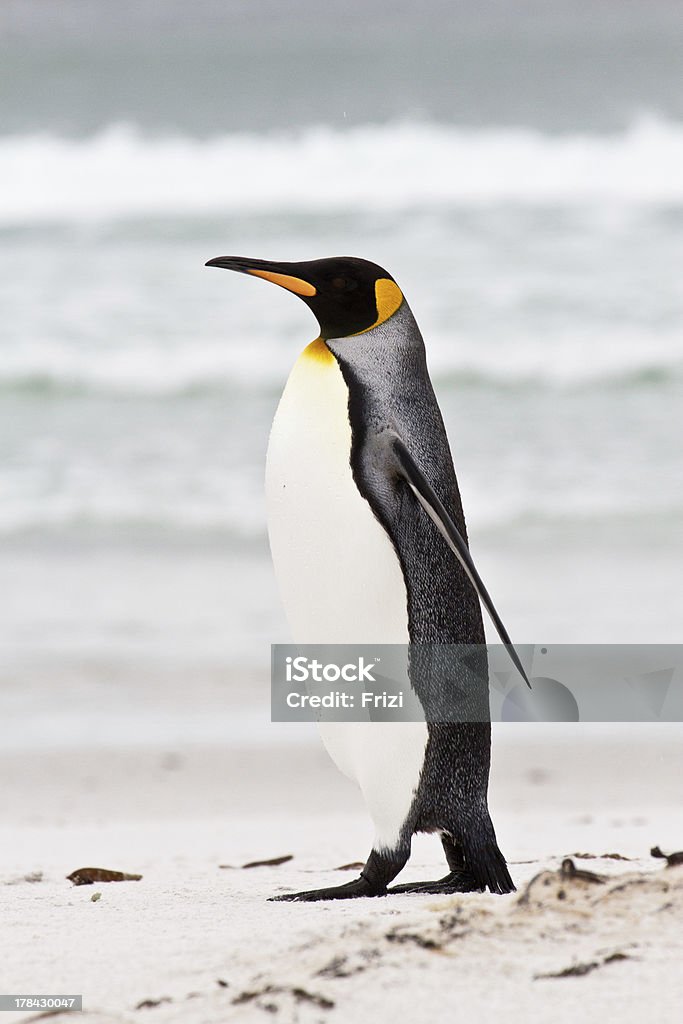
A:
[{"xmin": 2, "ymin": 727, "xmax": 682, "ymax": 1023}]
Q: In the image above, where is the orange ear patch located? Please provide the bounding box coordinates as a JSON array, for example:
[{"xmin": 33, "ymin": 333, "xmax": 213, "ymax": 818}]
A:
[
  {"xmin": 352, "ymin": 278, "xmax": 404, "ymax": 335},
  {"xmin": 374, "ymin": 279, "xmax": 404, "ymax": 325}
]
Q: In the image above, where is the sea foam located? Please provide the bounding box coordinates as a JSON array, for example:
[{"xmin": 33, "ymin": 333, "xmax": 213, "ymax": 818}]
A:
[{"xmin": 3, "ymin": 116, "xmax": 683, "ymax": 223}]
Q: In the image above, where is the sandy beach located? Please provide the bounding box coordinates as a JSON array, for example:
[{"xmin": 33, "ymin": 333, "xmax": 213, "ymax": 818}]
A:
[{"xmin": 2, "ymin": 718, "xmax": 681, "ymax": 1024}]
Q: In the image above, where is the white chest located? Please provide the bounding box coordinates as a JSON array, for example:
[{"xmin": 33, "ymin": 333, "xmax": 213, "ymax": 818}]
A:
[
  {"xmin": 265, "ymin": 341, "xmax": 427, "ymax": 849},
  {"xmin": 265, "ymin": 339, "xmax": 409, "ymax": 645}
]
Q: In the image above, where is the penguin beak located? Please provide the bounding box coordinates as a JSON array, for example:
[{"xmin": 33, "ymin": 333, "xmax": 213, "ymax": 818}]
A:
[{"xmin": 205, "ymin": 256, "xmax": 316, "ymax": 297}]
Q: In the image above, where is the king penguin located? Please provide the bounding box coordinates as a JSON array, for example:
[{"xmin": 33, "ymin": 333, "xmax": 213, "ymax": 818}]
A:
[{"xmin": 206, "ymin": 255, "xmax": 529, "ymax": 901}]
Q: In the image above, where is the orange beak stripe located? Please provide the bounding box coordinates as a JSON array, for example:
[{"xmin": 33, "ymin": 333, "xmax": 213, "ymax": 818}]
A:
[{"xmin": 247, "ymin": 269, "xmax": 316, "ymax": 296}]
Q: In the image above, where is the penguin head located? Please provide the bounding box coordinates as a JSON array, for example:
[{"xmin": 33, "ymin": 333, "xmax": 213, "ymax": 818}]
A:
[{"xmin": 205, "ymin": 255, "xmax": 404, "ymax": 340}]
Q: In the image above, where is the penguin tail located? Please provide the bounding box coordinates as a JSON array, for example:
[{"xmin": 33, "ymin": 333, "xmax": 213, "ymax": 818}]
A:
[{"xmin": 463, "ymin": 833, "xmax": 516, "ymax": 895}]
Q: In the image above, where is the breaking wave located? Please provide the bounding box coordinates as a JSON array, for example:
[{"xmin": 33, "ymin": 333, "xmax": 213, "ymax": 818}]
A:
[{"xmin": 4, "ymin": 115, "xmax": 683, "ymax": 223}]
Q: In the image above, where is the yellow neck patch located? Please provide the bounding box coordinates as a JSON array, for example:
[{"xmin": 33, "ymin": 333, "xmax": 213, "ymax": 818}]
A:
[
  {"xmin": 353, "ymin": 278, "xmax": 404, "ymax": 335},
  {"xmin": 301, "ymin": 337, "xmax": 335, "ymax": 364}
]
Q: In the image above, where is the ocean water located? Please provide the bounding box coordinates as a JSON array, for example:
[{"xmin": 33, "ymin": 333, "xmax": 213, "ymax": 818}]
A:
[{"xmin": 1, "ymin": 1, "xmax": 682, "ymax": 745}]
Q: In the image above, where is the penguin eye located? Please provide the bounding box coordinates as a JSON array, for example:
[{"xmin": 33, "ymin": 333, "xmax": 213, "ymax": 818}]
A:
[{"xmin": 331, "ymin": 276, "xmax": 357, "ymax": 292}]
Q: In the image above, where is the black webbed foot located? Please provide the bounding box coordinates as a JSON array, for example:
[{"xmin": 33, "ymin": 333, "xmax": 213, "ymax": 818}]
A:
[
  {"xmin": 269, "ymin": 874, "xmax": 385, "ymax": 902},
  {"xmin": 269, "ymin": 847, "xmax": 412, "ymax": 902},
  {"xmin": 387, "ymin": 869, "xmax": 484, "ymax": 895}
]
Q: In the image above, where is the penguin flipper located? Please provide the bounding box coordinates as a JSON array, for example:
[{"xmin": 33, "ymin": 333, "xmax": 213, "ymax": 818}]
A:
[{"xmin": 391, "ymin": 436, "xmax": 530, "ymax": 688}]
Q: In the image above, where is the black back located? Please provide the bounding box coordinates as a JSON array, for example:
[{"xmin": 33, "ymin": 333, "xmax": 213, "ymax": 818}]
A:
[{"xmin": 327, "ymin": 301, "xmax": 494, "ymax": 846}]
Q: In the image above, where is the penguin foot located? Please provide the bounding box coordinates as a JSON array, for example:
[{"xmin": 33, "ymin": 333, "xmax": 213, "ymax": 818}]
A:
[
  {"xmin": 269, "ymin": 874, "xmax": 385, "ymax": 902},
  {"xmin": 387, "ymin": 869, "xmax": 484, "ymax": 895}
]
